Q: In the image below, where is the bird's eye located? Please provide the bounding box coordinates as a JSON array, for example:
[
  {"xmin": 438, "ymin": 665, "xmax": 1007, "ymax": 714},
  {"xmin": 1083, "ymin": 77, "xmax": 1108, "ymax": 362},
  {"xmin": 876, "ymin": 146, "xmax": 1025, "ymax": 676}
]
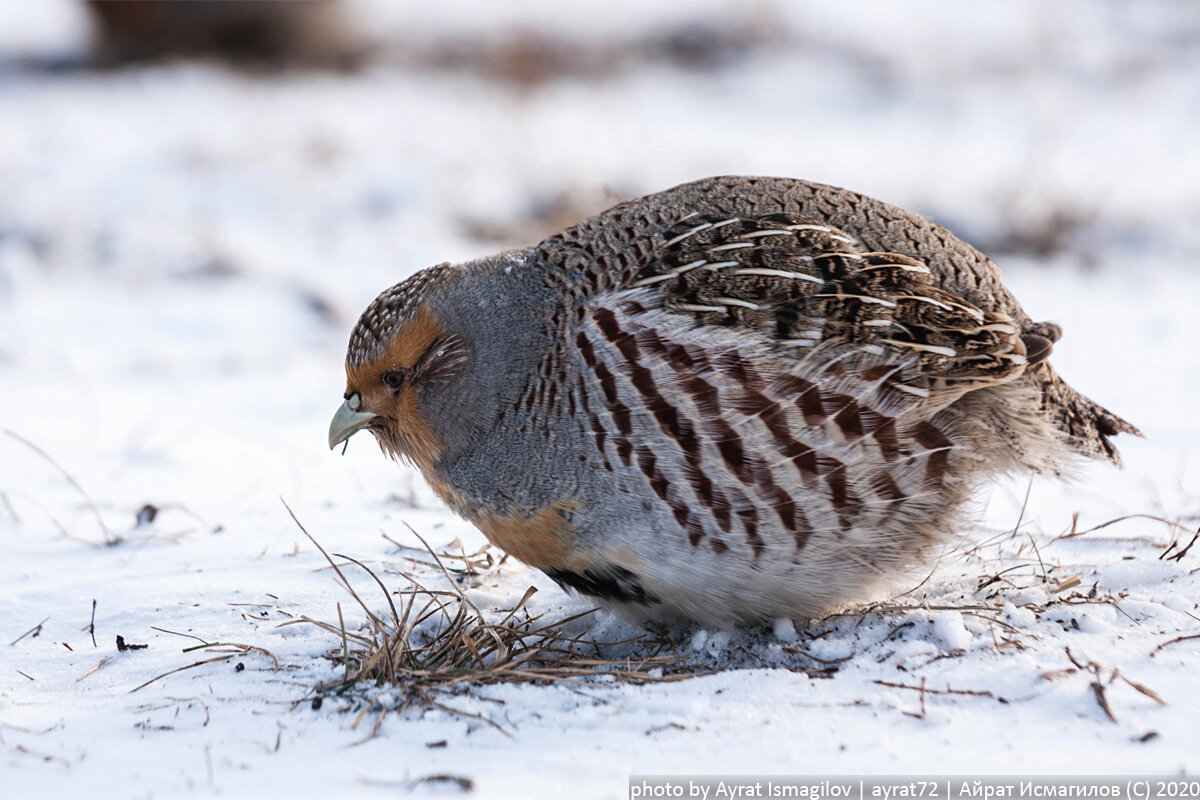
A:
[{"xmin": 381, "ymin": 370, "xmax": 405, "ymax": 390}]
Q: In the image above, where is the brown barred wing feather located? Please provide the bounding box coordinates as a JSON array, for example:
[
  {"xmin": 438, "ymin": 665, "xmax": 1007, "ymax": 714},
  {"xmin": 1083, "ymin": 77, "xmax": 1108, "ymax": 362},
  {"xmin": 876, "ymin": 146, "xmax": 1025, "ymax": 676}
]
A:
[{"xmin": 623, "ymin": 212, "xmax": 1031, "ymax": 413}]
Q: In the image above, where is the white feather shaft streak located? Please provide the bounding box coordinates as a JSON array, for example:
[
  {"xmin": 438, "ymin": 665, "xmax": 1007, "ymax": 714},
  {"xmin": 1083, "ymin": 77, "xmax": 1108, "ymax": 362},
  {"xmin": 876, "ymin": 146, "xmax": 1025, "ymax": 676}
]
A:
[{"xmin": 732, "ymin": 268, "xmax": 823, "ymax": 284}]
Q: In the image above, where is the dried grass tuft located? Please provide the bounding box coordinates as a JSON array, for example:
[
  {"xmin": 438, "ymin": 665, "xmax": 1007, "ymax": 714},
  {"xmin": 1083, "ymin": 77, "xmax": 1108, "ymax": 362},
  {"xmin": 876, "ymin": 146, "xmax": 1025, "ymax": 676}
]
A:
[{"xmin": 280, "ymin": 502, "xmax": 698, "ymax": 728}]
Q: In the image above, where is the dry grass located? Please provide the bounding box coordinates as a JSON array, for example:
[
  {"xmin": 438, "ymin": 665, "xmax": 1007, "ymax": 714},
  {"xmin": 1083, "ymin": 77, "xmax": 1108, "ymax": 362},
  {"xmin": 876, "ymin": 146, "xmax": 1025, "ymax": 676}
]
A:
[
  {"xmin": 4, "ymin": 429, "xmax": 118, "ymax": 546},
  {"xmin": 279, "ymin": 496, "xmax": 1195, "ymax": 719},
  {"xmin": 280, "ymin": 503, "xmax": 699, "ymax": 730}
]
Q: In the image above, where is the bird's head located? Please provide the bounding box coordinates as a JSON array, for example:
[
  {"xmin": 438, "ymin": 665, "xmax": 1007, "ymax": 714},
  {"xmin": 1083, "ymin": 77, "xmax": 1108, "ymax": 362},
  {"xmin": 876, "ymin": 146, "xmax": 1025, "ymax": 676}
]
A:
[
  {"xmin": 328, "ymin": 253, "xmax": 549, "ymax": 473},
  {"xmin": 328, "ymin": 264, "xmax": 473, "ymax": 472}
]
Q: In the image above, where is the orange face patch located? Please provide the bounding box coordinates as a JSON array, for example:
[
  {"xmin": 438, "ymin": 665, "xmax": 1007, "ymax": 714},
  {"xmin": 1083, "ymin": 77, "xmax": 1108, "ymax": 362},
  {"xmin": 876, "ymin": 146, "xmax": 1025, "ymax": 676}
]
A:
[
  {"xmin": 345, "ymin": 301, "xmax": 446, "ymax": 472},
  {"xmin": 346, "ymin": 301, "xmax": 445, "ymax": 387},
  {"xmin": 386, "ymin": 384, "xmax": 442, "ymax": 472}
]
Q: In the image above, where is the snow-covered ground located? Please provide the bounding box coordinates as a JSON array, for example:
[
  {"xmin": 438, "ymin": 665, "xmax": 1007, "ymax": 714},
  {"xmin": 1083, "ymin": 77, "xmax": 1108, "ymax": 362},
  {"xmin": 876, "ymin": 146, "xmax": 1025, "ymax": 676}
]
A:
[{"xmin": 2, "ymin": 3, "xmax": 1198, "ymax": 798}]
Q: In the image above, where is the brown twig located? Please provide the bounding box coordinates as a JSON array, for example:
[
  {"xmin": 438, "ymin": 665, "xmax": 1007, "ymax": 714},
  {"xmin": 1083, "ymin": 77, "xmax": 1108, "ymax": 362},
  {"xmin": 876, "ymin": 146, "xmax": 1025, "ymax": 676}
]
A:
[
  {"xmin": 781, "ymin": 645, "xmax": 853, "ymax": 665},
  {"xmin": 129, "ymin": 655, "xmax": 235, "ymax": 693},
  {"xmin": 1150, "ymin": 633, "xmax": 1200, "ymax": 656},
  {"xmin": 1059, "ymin": 513, "xmax": 1192, "ymax": 540},
  {"xmin": 1161, "ymin": 532, "xmax": 1198, "ymax": 562},
  {"xmin": 9, "ymin": 616, "xmax": 50, "ymax": 646},
  {"xmin": 179, "ymin": 642, "xmax": 279, "ymax": 670},
  {"xmin": 88, "ymin": 600, "xmax": 97, "ymax": 648},
  {"xmin": 1065, "ymin": 647, "xmax": 1116, "ymax": 722},
  {"xmin": 874, "ymin": 679, "xmax": 994, "ymax": 698}
]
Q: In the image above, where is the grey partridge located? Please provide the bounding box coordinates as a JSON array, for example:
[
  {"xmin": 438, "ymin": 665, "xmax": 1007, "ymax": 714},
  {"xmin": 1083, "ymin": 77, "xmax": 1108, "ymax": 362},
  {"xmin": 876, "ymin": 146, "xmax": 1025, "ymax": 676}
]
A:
[{"xmin": 329, "ymin": 176, "xmax": 1139, "ymax": 627}]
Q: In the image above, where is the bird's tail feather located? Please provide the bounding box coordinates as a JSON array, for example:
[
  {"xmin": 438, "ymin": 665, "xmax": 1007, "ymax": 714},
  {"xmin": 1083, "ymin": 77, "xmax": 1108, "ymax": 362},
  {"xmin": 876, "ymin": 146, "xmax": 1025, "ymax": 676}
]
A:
[{"xmin": 1032, "ymin": 361, "xmax": 1142, "ymax": 467}]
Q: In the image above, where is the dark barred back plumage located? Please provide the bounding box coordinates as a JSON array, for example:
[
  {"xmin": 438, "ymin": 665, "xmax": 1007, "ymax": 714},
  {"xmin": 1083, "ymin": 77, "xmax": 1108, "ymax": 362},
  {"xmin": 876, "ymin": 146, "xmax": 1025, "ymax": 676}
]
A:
[{"xmin": 536, "ymin": 176, "xmax": 1139, "ymax": 467}]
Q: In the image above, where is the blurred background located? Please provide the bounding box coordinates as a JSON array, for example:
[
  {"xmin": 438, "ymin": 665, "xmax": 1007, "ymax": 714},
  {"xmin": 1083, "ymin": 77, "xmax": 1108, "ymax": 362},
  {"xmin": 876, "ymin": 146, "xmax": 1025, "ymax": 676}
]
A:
[
  {"xmin": 3, "ymin": 5, "xmax": 1200, "ymax": 790},
  {"xmin": 1, "ymin": 0, "xmax": 1197, "ymax": 524}
]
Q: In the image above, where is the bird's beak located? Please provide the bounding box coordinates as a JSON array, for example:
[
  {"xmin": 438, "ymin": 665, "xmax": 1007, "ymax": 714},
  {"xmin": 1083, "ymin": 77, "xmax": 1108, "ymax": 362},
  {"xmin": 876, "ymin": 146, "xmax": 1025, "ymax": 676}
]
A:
[{"xmin": 328, "ymin": 393, "xmax": 377, "ymax": 451}]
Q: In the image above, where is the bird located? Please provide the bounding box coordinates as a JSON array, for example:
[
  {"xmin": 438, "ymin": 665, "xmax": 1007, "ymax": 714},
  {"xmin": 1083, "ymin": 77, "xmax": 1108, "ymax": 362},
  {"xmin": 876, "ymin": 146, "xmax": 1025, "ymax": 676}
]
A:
[{"xmin": 328, "ymin": 176, "xmax": 1139, "ymax": 628}]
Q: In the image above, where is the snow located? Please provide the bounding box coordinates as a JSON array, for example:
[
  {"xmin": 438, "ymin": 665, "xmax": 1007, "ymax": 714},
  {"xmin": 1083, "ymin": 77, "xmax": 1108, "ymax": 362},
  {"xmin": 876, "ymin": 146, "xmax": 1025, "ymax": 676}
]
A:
[
  {"xmin": 773, "ymin": 618, "xmax": 799, "ymax": 644},
  {"xmin": 928, "ymin": 613, "xmax": 971, "ymax": 653},
  {"xmin": 2, "ymin": 2, "xmax": 1199, "ymax": 798}
]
